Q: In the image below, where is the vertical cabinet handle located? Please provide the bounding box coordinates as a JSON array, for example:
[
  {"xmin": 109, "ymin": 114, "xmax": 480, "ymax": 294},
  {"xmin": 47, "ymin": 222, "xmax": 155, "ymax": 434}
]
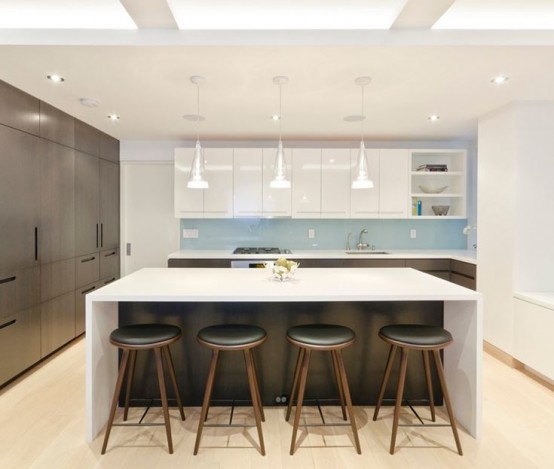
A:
[
  {"xmin": 96, "ymin": 224, "xmax": 99, "ymax": 248},
  {"xmin": 34, "ymin": 226, "xmax": 38, "ymax": 261}
]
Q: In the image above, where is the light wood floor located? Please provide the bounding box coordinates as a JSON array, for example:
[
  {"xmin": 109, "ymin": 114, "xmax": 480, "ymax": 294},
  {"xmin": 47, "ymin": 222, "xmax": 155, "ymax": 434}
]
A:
[{"xmin": 1, "ymin": 338, "xmax": 554, "ymax": 469}]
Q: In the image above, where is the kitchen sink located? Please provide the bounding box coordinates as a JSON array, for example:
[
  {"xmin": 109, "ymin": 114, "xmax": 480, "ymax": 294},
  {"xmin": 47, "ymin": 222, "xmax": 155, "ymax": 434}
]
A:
[{"xmin": 345, "ymin": 250, "xmax": 390, "ymax": 255}]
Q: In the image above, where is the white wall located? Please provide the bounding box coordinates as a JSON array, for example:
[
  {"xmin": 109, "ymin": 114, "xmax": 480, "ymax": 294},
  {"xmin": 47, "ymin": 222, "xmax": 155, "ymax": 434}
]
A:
[{"xmin": 478, "ymin": 101, "xmax": 554, "ymax": 354}]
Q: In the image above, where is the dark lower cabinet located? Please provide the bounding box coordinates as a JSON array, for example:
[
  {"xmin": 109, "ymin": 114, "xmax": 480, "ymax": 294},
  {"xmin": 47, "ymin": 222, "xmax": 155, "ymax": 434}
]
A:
[
  {"xmin": 450, "ymin": 260, "xmax": 477, "ymax": 290},
  {"xmin": 41, "ymin": 292, "xmax": 75, "ymax": 357},
  {"xmin": 0, "ymin": 306, "xmax": 41, "ymax": 384},
  {"xmin": 75, "ymin": 275, "xmax": 119, "ymax": 336}
]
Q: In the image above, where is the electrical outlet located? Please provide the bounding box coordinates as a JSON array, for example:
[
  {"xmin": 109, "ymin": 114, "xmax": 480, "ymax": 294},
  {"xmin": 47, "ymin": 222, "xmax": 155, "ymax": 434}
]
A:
[
  {"xmin": 410, "ymin": 229, "xmax": 417, "ymax": 239},
  {"xmin": 308, "ymin": 228, "xmax": 315, "ymax": 239},
  {"xmin": 183, "ymin": 229, "xmax": 199, "ymax": 239}
]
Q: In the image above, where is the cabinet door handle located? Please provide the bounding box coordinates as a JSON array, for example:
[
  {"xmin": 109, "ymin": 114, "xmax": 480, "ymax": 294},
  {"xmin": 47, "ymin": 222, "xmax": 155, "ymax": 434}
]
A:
[
  {"xmin": 81, "ymin": 286, "xmax": 96, "ymax": 295},
  {"xmin": 34, "ymin": 226, "xmax": 38, "ymax": 261},
  {"xmin": 96, "ymin": 224, "xmax": 99, "ymax": 248},
  {"xmin": 81, "ymin": 256, "xmax": 96, "ymax": 263},
  {"xmin": 104, "ymin": 277, "xmax": 116, "ymax": 285},
  {"xmin": 0, "ymin": 276, "xmax": 16, "ymax": 285},
  {"xmin": 0, "ymin": 319, "xmax": 16, "ymax": 330},
  {"xmin": 104, "ymin": 250, "xmax": 117, "ymax": 258}
]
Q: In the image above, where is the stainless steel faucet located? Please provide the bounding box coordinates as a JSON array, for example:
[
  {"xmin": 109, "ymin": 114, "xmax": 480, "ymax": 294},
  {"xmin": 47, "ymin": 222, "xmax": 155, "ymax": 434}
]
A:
[
  {"xmin": 357, "ymin": 229, "xmax": 369, "ymax": 250},
  {"xmin": 345, "ymin": 232, "xmax": 352, "ymax": 251}
]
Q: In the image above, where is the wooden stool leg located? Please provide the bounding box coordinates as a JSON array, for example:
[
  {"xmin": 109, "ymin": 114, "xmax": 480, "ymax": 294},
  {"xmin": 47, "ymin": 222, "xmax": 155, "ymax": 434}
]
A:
[
  {"xmin": 390, "ymin": 347, "xmax": 409, "ymax": 455},
  {"xmin": 162, "ymin": 345, "xmax": 186, "ymax": 421},
  {"xmin": 154, "ymin": 347, "xmax": 173, "ymax": 454},
  {"xmin": 244, "ymin": 349, "xmax": 266, "ymax": 455},
  {"xmin": 194, "ymin": 349, "xmax": 220, "ymax": 455},
  {"xmin": 335, "ymin": 350, "xmax": 362, "ymax": 454},
  {"xmin": 422, "ymin": 350, "xmax": 435, "ymax": 421},
  {"xmin": 286, "ymin": 348, "xmax": 305, "ymax": 421},
  {"xmin": 433, "ymin": 350, "xmax": 463, "ymax": 456},
  {"xmin": 250, "ymin": 351, "xmax": 265, "ymax": 422},
  {"xmin": 101, "ymin": 349, "xmax": 131, "ymax": 455},
  {"xmin": 373, "ymin": 345, "xmax": 397, "ymax": 421},
  {"xmin": 123, "ymin": 349, "xmax": 137, "ymax": 421},
  {"xmin": 290, "ymin": 348, "xmax": 311, "ymax": 455},
  {"xmin": 331, "ymin": 350, "xmax": 347, "ymax": 421}
]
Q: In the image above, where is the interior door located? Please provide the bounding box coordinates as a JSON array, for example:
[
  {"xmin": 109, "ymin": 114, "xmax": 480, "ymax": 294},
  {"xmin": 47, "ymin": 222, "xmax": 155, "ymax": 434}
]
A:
[{"xmin": 122, "ymin": 162, "xmax": 179, "ymax": 276}]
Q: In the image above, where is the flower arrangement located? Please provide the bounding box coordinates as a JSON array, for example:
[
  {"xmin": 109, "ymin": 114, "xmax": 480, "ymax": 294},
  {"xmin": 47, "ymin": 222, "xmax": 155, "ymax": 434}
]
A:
[{"xmin": 267, "ymin": 257, "xmax": 299, "ymax": 281}]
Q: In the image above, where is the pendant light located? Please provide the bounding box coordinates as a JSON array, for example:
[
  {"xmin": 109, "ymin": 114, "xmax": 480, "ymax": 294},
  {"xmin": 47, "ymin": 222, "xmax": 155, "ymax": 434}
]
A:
[
  {"xmin": 352, "ymin": 76, "xmax": 374, "ymax": 189},
  {"xmin": 187, "ymin": 75, "xmax": 208, "ymax": 189},
  {"xmin": 270, "ymin": 76, "xmax": 291, "ymax": 189}
]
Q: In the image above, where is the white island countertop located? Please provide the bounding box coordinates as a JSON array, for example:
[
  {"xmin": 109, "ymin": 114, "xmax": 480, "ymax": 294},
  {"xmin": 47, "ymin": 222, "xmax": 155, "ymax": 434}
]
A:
[
  {"xmin": 89, "ymin": 267, "xmax": 480, "ymax": 303},
  {"xmin": 168, "ymin": 249, "xmax": 477, "ymax": 264},
  {"xmin": 86, "ymin": 267, "xmax": 482, "ymax": 443}
]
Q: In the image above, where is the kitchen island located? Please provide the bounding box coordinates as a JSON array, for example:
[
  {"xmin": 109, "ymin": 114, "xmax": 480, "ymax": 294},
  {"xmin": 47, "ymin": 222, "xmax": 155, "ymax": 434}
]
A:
[{"xmin": 86, "ymin": 267, "xmax": 482, "ymax": 443}]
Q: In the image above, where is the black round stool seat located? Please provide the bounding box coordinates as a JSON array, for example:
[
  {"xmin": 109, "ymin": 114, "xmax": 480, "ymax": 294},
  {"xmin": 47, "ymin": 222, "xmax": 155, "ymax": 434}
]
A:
[
  {"xmin": 287, "ymin": 324, "xmax": 355, "ymax": 348},
  {"xmin": 379, "ymin": 324, "xmax": 452, "ymax": 348},
  {"xmin": 110, "ymin": 323, "xmax": 182, "ymax": 347},
  {"xmin": 198, "ymin": 324, "xmax": 266, "ymax": 348}
]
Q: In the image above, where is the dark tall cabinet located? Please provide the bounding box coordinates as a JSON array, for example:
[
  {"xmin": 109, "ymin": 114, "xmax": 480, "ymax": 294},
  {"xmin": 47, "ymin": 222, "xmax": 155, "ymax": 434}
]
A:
[{"xmin": 0, "ymin": 79, "xmax": 120, "ymax": 386}]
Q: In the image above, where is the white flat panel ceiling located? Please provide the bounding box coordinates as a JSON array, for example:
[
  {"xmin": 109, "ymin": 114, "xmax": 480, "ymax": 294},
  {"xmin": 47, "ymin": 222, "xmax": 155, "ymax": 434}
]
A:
[
  {"xmin": 434, "ymin": 0, "xmax": 554, "ymax": 30},
  {"xmin": 0, "ymin": 0, "xmax": 137, "ymax": 29},
  {"xmin": 166, "ymin": 0, "xmax": 409, "ymax": 30}
]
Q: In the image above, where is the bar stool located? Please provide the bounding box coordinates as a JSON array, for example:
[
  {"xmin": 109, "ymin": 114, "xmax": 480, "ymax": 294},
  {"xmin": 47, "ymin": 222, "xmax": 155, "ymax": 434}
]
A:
[
  {"xmin": 373, "ymin": 324, "xmax": 463, "ymax": 455},
  {"xmin": 101, "ymin": 323, "xmax": 185, "ymax": 454},
  {"xmin": 194, "ymin": 324, "xmax": 267, "ymax": 455},
  {"xmin": 286, "ymin": 324, "xmax": 361, "ymax": 455}
]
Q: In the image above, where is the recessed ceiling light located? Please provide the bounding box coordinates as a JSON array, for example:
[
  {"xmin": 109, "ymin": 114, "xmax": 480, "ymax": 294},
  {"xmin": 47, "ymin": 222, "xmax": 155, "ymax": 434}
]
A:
[
  {"xmin": 428, "ymin": 114, "xmax": 440, "ymax": 122},
  {"xmin": 107, "ymin": 114, "xmax": 120, "ymax": 121},
  {"xmin": 183, "ymin": 114, "xmax": 205, "ymax": 122},
  {"xmin": 491, "ymin": 75, "xmax": 509, "ymax": 85},
  {"xmin": 80, "ymin": 98, "xmax": 99, "ymax": 108},
  {"xmin": 271, "ymin": 114, "xmax": 280, "ymax": 121},
  {"xmin": 344, "ymin": 115, "xmax": 365, "ymax": 122},
  {"xmin": 47, "ymin": 74, "xmax": 64, "ymax": 83}
]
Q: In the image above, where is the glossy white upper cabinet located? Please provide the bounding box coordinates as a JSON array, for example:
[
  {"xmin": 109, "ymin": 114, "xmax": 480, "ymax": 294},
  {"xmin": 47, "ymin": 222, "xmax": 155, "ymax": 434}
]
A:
[
  {"xmin": 174, "ymin": 147, "xmax": 203, "ymax": 218},
  {"xmin": 379, "ymin": 149, "xmax": 410, "ymax": 218},
  {"xmin": 292, "ymin": 148, "xmax": 321, "ymax": 218},
  {"xmin": 321, "ymin": 149, "xmax": 351, "ymax": 218},
  {"xmin": 262, "ymin": 148, "xmax": 292, "ymax": 217},
  {"xmin": 350, "ymin": 148, "xmax": 379, "ymax": 218},
  {"xmin": 174, "ymin": 148, "xmax": 233, "ymax": 218},
  {"xmin": 233, "ymin": 148, "xmax": 263, "ymax": 217}
]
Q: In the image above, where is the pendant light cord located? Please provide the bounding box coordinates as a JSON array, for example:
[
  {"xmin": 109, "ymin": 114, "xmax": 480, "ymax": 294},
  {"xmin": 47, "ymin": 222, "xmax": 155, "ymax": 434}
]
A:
[
  {"xmin": 196, "ymin": 83, "xmax": 200, "ymax": 142},
  {"xmin": 279, "ymin": 83, "xmax": 283, "ymax": 144},
  {"xmin": 360, "ymin": 84, "xmax": 365, "ymax": 144}
]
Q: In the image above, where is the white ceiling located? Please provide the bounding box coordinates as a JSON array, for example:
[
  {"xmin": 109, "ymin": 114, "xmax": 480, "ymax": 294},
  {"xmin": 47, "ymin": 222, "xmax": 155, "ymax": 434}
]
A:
[{"xmin": 0, "ymin": 0, "xmax": 553, "ymax": 143}]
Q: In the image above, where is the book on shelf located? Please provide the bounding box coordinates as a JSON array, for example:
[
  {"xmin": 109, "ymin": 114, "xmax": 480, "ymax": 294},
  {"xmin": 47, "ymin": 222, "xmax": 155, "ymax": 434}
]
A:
[{"xmin": 416, "ymin": 164, "xmax": 448, "ymax": 172}]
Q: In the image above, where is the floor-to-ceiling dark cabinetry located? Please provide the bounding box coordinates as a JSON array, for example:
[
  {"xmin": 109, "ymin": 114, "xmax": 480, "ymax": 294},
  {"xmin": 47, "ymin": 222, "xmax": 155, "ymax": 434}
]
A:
[{"xmin": 0, "ymin": 79, "xmax": 120, "ymax": 386}]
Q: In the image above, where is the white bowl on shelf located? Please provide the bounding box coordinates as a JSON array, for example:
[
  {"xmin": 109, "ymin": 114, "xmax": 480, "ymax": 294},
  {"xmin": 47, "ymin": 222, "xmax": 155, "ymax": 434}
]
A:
[{"xmin": 418, "ymin": 184, "xmax": 448, "ymax": 194}]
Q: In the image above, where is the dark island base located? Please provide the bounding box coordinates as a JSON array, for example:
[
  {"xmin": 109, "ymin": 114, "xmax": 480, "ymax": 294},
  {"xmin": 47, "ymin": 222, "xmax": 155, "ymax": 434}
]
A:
[{"xmin": 119, "ymin": 301, "xmax": 443, "ymax": 407}]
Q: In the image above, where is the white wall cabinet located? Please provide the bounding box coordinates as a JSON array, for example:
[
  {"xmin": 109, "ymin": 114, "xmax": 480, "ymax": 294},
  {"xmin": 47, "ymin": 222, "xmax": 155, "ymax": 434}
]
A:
[
  {"xmin": 322, "ymin": 149, "xmax": 351, "ymax": 218},
  {"xmin": 292, "ymin": 148, "xmax": 321, "ymax": 218},
  {"xmin": 174, "ymin": 147, "xmax": 233, "ymax": 218},
  {"xmin": 409, "ymin": 149, "xmax": 467, "ymax": 218},
  {"xmin": 262, "ymin": 148, "xmax": 292, "ymax": 217},
  {"xmin": 379, "ymin": 149, "xmax": 410, "ymax": 218},
  {"xmin": 350, "ymin": 148, "xmax": 379, "ymax": 218},
  {"xmin": 174, "ymin": 146, "xmax": 464, "ymax": 220}
]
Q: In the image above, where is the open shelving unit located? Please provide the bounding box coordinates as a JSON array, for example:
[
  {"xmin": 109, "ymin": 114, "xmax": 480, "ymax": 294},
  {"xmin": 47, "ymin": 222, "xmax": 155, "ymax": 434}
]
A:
[{"xmin": 409, "ymin": 149, "xmax": 467, "ymax": 219}]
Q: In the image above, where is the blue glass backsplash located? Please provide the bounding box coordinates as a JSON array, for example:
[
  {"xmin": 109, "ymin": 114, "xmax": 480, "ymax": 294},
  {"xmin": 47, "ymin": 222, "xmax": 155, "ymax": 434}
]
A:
[{"xmin": 179, "ymin": 218, "xmax": 468, "ymax": 250}]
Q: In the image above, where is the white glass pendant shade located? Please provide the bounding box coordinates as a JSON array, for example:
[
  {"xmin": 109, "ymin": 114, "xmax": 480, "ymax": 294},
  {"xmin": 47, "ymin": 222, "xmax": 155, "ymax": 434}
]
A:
[
  {"xmin": 270, "ymin": 140, "xmax": 290, "ymax": 189},
  {"xmin": 352, "ymin": 141, "xmax": 374, "ymax": 189},
  {"xmin": 187, "ymin": 140, "xmax": 208, "ymax": 189}
]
